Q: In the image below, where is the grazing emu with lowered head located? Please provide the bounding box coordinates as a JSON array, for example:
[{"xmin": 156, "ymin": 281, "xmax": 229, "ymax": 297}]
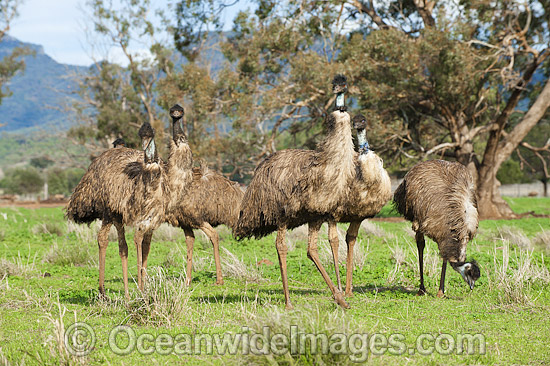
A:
[
  {"xmin": 327, "ymin": 114, "xmax": 392, "ymax": 296},
  {"xmin": 66, "ymin": 122, "xmax": 169, "ymax": 298},
  {"xmin": 393, "ymin": 160, "xmax": 480, "ymax": 297},
  {"xmin": 235, "ymin": 75, "xmax": 355, "ymax": 309},
  {"xmin": 165, "ymin": 104, "xmax": 244, "ymax": 286}
]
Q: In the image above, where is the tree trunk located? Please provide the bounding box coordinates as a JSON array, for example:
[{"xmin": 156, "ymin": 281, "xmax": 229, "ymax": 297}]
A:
[
  {"xmin": 476, "ymin": 74, "xmax": 550, "ymax": 219},
  {"xmin": 475, "ymin": 169, "xmax": 516, "ymax": 219}
]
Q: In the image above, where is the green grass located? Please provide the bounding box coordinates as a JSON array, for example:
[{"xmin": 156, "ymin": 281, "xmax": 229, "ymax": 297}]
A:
[{"xmin": 0, "ymin": 200, "xmax": 549, "ymax": 365}]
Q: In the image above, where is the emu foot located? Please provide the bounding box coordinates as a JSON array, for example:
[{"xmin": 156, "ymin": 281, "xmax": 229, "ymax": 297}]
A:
[
  {"xmin": 436, "ymin": 290, "xmax": 445, "ymax": 298},
  {"xmin": 285, "ymin": 302, "xmax": 294, "ymax": 310},
  {"xmin": 334, "ymin": 292, "xmax": 350, "ymax": 309},
  {"xmin": 184, "ymin": 278, "xmax": 192, "ymax": 287},
  {"xmin": 344, "ymin": 290, "xmax": 354, "ymax": 298},
  {"xmin": 215, "ymin": 279, "xmax": 224, "ymax": 286},
  {"xmin": 416, "ymin": 287, "xmax": 427, "ymax": 296}
]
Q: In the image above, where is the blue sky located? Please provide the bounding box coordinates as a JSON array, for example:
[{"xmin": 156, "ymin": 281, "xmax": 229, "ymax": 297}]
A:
[
  {"xmin": 10, "ymin": 0, "xmax": 90, "ymax": 66},
  {"xmin": 9, "ymin": 0, "xmax": 246, "ymax": 67}
]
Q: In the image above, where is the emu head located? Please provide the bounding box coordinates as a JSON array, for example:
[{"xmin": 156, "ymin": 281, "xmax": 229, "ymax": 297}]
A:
[
  {"xmin": 450, "ymin": 260, "xmax": 481, "ymax": 290},
  {"xmin": 138, "ymin": 122, "xmax": 157, "ymax": 163},
  {"xmin": 112, "ymin": 137, "xmax": 125, "ymax": 148},
  {"xmin": 169, "ymin": 103, "xmax": 186, "ymax": 144},
  {"xmin": 353, "ymin": 114, "xmax": 369, "ymax": 155},
  {"xmin": 332, "ymin": 74, "xmax": 347, "ymax": 111},
  {"xmin": 353, "ymin": 114, "xmax": 367, "ymax": 131}
]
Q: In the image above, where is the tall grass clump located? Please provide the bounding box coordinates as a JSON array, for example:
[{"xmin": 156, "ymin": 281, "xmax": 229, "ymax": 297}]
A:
[
  {"xmin": 221, "ymin": 247, "xmax": 263, "ymax": 283},
  {"xmin": 240, "ymin": 305, "xmax": 368, "ymax": 365},
  {"xmin": 495, "ymin": 226, "xmax": 533, "ymax": 250},
  {"xmin": 319, "ymin": 226, "xmax": 369, "ymax": 271},
  {"xmin": 153, "ymin": 223, "xmax": 183, "ymax": 242},
  {"xmin": 488, "ymin": 243, "xmax": 550, "ymax": 307},
  {"xmin": 128, "ymin": 266, "xmax": 192, "ymax": 326},
  {"xmin": 32, "ymin": 222, "xmax": 65, "ymax": 237},
  {"xmin": 387, "ymin": 242, "xmax": 406, "ymax": 285},
  {"xmin": 42, "ymin": 242, "xmax": 94, "ymax": 267},
  {"xmin": 0, "ymin": 253, "xmax": 37, "ymax": 278}
]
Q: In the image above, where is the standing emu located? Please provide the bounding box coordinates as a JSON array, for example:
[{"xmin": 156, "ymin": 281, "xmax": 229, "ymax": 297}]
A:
[
  {"xmin": 165, "ymin": 104, "xmax": 244, "ymax": 286},
  {"xmin": 66, "ymin": 122, "xmax": 169, "ymax": 298},
  {"xmin": 328, "ymin": 114, "xmax": 392, "ymax": 296},
  {"xmin": 235, "ymin": 75, "xmax": 355, "ymax": 309},
  {"xmin": 393, "ymin": 160, "xmax": 481, "ymax": 297}
]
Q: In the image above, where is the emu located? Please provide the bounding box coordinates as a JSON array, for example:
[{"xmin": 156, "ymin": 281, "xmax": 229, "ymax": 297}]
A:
[
  {"xmin": 235, "ymin": 75, "xmax": 355, "ymax": 309},
  {"xmin": 328, "ymin": 114, "xmax": 392, "ymax": 296},
  {"xmin": 165, "ymin": 104, "xmax": 244, "ymax": 286},
  {"xmin": 393, "ymin": 160, "xmax": 481, "ymax": 297},
  {"xmin": 66, "ymin": 122, "xmax": 169, "ymax": 298}
]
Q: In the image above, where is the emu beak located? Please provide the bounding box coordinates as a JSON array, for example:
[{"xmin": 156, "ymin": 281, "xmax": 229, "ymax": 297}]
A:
[
  {"xmin": 453, "ymin": 262, "xmax": 476, "ymax": 290},
  {"xmin": 467, "ymin": 277, "xmax": 476, "ymax": 290}
]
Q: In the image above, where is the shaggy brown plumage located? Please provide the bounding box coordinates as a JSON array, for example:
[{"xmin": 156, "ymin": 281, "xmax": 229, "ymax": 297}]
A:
[
  {"xmin": 393, "ymin": 159, "xmax": 481, "ymax": 297},
  {"xmin": 66, "ymin": 124, "xmax": 169, "ymax": 298},
  {"xmin": 165, "ymin": 104, "xmax": 244, "ymax": 286},
  {"xmin": 235, "ymin": 83, "xmax": 356, "ymax": 310},
  {"xmin": 327, "ymin": 114, "xmax": 392, "ymax": 296}
]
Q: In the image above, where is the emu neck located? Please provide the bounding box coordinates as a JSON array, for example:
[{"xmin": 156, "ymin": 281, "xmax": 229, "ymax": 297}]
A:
[
  {"xmin": 317, "ymin": 111, "xmax": 355, "ymax": 170},
  {"xmin": 172, "ymin": 119, "xmax": 186, "ymax": 144},
  {"xmin": 167, "ymin": 121, "xmax": 193, "ymax": 209},
  {"xmin": 144, "ymin": 139, "xmax": 158, "ymax": 164},
  {"xmin": 357, "ymin": 129, "xmax": 370, "ymax": 156}
]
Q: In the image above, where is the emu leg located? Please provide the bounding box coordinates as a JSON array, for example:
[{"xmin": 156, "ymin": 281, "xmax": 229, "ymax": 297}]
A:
[
  {"xmin": 134, "ymin": 229, "xmax": 144, "ymax": 292},
  {"xmin": 141, "ymin": 230, "xmax": 153, "ymax": 289},
  {"xmin": 200, "ymin": 222, "xmax": 223, "ymax": 285},
  {"xmin": 113, "ymin": 221, "xmax": 129, "ymax": 300},
  {"xmin": 307, "ymin": 221, "xmax": 349, "ymax": 309},
  {"xmin": 437, "ymin": 260, "xmax": 447, "ymax": 298},
  {"xmin": 97, "ymin": 220, "xmax": 112, "ymax": 298},
  {"xmin": 183, "ymin": 227, "xmax": 195, "ymax": 286},
  {"xmin": 327, "ymin": 221, "xmax": 342, "ymax": 292},
  {"xmin": 416, "ymin": 231, "xmax": 427, "ymax": 295},
  {"xmin": 275, "ymin": 225, "xmax": 292, "ymax": 310},
  {"xmin": 344, "ymin": 221, "xmax": 361, "ymax": 297}
]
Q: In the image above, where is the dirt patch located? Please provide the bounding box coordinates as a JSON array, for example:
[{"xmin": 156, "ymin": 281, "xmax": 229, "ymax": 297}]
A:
[{"xmin": 0, "ymin": 200, "xmax": 67, "ymax": 209}]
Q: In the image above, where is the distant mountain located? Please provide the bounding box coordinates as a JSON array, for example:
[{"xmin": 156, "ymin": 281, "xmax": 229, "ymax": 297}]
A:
[{"xmin": 0, "ymin": 36, "xmax": 87, "ymax": 132}]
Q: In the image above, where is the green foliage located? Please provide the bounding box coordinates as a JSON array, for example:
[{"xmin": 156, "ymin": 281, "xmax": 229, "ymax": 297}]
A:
[
  {"xmin": 0, "ymin": 166, "xmax": 44, "ymax": 194},
  {"xmin": 29, "ymin": 156, "xmax": 54, "ymax": 170},
  {"xmin": 46, "ymin": 167, "xmax": 85, "ymax": 196},
  {"xmin": 497, "ymin": 159, "xmax": 531, "ymax": 184}
]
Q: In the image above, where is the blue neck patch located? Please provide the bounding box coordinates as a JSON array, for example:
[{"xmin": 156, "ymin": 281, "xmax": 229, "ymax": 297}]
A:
[{"xmin": 357, "ymin": 129, "xmax": 370, "ymax": 155}]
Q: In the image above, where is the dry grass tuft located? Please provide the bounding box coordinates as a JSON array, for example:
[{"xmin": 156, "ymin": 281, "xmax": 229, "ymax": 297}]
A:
[
  {"xmin": 153, "ymin": 223, "xmax": 183, "ymax": 242},
  {"xmin": 402, "ymin": 225, "xmax": 416, "ymax": 238},
  {"xmin": 221, "ymin": 247, "xmax": 264, "ymax": 282},
  {"xmin": 128, "ymin": 266, "xmax": 192, "ymax": 326},
  {"xmin": 32, "ymin": 222, "xmax": 65, "ymax": 237},
  {"xmin": 241, "ymin": 304, "xmax": 367, "ymax": 364},
  {"xmin": 534, "ymin": 230, "xmax": 550, "ymax": 252},
  {"xmin": 0, "ymin": 253, "xmax": 37, "ymax": 278},
  {"xmin": 319, "ymin": 227, "xmax": 369, "ymax": 271},
  {"xmin": 286, "ymin": 225, "xmax": 309, "ymax": 251},
  {"xmin": 360, "ymin": 220, "xmax": 388, "ymax": 238},
  {"xmin": 495, "ymin": 226, "xmax": 533, "ymax": 250},
  {"xmin": 42, "ymin": 242, "xmax": 95, "ymax": 267},
  {"xmin": 66, "ymin": 221, "xmax": 118, "ymax": 243},
  {"xmin": 488, "ymin": 243, "xmax": 550, "ymax": 307}
]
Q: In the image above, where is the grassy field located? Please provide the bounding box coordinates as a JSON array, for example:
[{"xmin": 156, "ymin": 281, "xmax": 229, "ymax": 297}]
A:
[{"xmin": 0, "ymin": 197, "xmax": 549, "ymax": 365}]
